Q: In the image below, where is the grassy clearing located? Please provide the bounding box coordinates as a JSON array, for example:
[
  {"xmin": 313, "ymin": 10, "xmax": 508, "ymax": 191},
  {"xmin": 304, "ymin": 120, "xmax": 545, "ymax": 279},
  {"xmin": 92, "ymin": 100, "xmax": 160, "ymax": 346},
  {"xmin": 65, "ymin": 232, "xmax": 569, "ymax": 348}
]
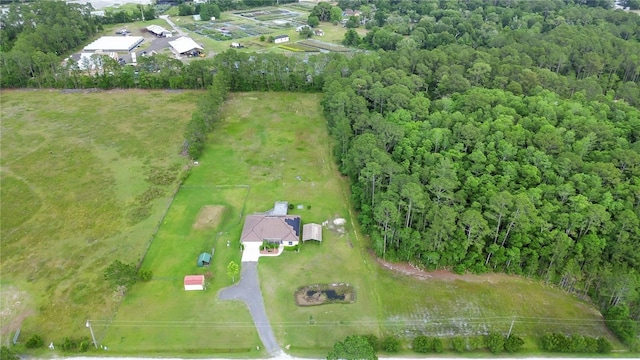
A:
[
  {"xmin": 2, "ymin": 90, "xmax": 617, "ymax": 355},
  {"xmin": 101, "ymin": 185, "xmax": 262, "ymax": 354},
  {"xmin": 0, "ymin": 89, "xmax": 199, "ymax": 344}
]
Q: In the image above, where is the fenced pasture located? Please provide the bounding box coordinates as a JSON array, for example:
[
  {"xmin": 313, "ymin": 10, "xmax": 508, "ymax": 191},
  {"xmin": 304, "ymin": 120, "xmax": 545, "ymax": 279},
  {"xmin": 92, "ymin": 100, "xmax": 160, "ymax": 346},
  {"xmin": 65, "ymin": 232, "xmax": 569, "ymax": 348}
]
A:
[
  {"xmin": 99, "ymin": 185, "xmax": 262, "ymax": 354},
  {"xmin": 0, "ymin": 89, "xmax": 200, "ymax": 344}
]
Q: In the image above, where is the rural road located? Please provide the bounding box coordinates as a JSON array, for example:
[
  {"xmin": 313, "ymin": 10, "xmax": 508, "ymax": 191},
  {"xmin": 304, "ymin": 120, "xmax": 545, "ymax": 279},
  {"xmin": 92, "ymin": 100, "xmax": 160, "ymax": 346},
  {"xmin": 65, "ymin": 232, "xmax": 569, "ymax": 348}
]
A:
[{"xmin": 218, "ymin": 262, "xmax": 281, "ymax": 356}]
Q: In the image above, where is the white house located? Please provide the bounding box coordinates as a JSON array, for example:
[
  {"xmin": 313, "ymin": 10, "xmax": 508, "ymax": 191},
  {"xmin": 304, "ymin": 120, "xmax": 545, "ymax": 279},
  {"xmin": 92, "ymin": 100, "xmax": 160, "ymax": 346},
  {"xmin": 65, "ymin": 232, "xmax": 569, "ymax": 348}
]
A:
[
  {"xmin": 274, "ymin": 35, "xmax": 289, "ymax": 44},
  {"xmin": 239, "ymin": 202, "xmax": 300, "ymax": 262},
  {"xmin": 183, "ymin": 275, "xmax": 205, "ymax": 291}
]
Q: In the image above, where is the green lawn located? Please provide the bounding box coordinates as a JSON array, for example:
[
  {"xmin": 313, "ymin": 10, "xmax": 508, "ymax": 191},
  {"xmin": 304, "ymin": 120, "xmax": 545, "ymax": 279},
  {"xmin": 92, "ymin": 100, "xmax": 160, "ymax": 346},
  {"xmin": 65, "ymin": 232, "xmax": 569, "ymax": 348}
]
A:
[
  {"xmin": 1, "ymin": 90, "xmax": 618, "ymax": 356},
  {"xmin": 0, "ymin": 89, "xmax": 200, "ymax": 344},
  {"xmin": 100, "ymin": 186, "xmax": 262, "ymax": 354}
]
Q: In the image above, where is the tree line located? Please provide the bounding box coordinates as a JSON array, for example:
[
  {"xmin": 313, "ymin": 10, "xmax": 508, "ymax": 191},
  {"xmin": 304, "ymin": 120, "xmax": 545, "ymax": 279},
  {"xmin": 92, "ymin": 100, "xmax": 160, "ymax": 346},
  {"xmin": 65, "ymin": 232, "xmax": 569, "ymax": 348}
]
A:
[{"xmin": 0, "ymin": 0, "xmax": 638, "ymax": 349}]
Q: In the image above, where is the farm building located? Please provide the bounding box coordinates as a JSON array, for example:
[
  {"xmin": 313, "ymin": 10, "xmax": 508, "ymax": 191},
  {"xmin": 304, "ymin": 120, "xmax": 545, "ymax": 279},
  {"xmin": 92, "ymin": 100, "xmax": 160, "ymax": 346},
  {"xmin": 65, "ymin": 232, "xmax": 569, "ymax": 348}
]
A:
[
  {"xmin": 197, "ymin": 252, "xmax": 212, "ymax": 267},
  {"xmin": 83, "ymin": 36, "xmax": 144, "ymax": 53},
  {"xmin": 146, "ymin": 25, "xmax": 172, "ymax": 37},
  {"xmin": 184, "ymin": 275, "xmax": 205, "ymax": 291},
  {"xmin": 314, "ymin": 29, "xmax": 325, "ymax": 36},
  {"xmin": 302, "ymin": 223, "xmax": 323, "ymax": 242},
  {"xmin": 169, "ymin": 37, "xmax": 204, "ymax": 56},
  {"xmin": 274, "ymin": 35, "xmax": 290, "ymax": 44},
  {"xmin": 240, "ymin": 202, "xmax": 301, "ymax": 262}
]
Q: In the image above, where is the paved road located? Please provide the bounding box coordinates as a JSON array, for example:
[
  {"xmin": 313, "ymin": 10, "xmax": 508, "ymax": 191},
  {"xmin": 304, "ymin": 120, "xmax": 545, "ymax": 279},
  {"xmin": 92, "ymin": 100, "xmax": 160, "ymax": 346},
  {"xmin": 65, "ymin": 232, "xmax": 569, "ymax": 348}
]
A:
[{"xmin": 218, "ymin": 262, "xmax": 281, "ymax": 356}]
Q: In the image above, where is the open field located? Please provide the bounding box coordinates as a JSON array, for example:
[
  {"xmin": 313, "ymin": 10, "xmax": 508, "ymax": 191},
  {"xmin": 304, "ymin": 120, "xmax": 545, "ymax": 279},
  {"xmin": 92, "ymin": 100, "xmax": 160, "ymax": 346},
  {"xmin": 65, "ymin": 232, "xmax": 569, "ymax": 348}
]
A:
[
  {"xmin": 0, "ymin": 89, "xmax": 199, "ymax": 344},
  {"xmin": 1, "ymin": 91, "xmax": 618, "ymax": 356},
  {"xmin": 215, "ymin": 93, "xmax": 616, "ymax": 356},
  {"xmin": 99, "ymin": 185, "xmax": 262, "ymax": 354}
]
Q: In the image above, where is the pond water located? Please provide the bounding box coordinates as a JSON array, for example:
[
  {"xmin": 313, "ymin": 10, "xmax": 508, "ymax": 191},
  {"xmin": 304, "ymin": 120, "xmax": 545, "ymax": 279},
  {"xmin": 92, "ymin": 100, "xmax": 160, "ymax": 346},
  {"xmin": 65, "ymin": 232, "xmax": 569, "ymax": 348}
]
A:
[{"xmin": 306, "ymin": 289, "xmax": 346, "ymax": 300}]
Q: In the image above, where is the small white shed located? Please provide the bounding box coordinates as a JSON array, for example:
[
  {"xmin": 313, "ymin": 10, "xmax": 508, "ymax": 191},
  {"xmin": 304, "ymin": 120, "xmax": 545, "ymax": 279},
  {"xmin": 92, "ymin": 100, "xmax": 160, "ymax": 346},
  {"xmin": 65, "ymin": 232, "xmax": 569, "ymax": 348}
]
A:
[{"xmin": 184, "ymin": 275, "xmax": 205, "ymax": 291}]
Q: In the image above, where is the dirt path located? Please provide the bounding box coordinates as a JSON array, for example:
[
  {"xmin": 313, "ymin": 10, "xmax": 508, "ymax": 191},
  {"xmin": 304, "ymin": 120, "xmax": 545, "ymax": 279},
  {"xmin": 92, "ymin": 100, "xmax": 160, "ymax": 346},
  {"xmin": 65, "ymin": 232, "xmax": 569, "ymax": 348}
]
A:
[{"xmin": 374, "ymin": 253, "xmax": 512, "ymax": 283}]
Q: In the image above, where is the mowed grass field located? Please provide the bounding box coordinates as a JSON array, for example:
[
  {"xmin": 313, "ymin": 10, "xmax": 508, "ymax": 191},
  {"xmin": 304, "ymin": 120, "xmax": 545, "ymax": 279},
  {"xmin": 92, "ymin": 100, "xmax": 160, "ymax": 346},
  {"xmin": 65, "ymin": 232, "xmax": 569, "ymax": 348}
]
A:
[
  {"xmin": 101, "ymin": 92, "xmax": 615, "ymax": 356},
  {"xmin": 2, "ymin": 91, "xmax": 615, "ymax": 355},
  {"xmin": 0, "ymin": 89, "xmax": 199, "ymax": 344}
]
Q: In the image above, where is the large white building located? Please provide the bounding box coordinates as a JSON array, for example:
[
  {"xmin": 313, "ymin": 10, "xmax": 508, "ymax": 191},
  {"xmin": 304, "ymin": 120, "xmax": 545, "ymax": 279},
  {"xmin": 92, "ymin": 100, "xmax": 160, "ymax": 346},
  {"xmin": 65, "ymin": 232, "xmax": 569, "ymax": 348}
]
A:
[
  {"xmin": 169, "ymin": 37, "xmax": 204, "ymax": 56},
  {"xmin": 83, "ymin": 36, "xmax": 144, "ymax": 53}
]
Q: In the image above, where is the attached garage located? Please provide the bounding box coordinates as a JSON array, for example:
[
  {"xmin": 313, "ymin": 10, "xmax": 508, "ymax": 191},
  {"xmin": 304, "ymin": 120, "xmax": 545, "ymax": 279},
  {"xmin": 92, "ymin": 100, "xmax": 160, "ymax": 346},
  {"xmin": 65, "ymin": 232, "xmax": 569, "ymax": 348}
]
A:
[{"xmin": 184, "ymin": 275, "xmax": 205, "ymax": 291}]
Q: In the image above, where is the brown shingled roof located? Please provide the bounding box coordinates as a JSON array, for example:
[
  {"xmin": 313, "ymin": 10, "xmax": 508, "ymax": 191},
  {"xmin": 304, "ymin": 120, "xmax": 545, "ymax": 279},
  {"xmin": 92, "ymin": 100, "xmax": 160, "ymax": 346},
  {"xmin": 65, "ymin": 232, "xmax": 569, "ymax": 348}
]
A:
[{"xmin": 240, "ymin": 215, "xmax": 300, "ymax": 243}]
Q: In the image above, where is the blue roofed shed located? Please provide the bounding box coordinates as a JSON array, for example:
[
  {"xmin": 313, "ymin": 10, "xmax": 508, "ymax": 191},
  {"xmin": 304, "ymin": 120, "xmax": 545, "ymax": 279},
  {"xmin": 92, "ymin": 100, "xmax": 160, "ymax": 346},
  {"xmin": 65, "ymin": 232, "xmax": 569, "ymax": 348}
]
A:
[{"xmin": 197, "ymin": 252, "xmax": 212, "ymax": 267}]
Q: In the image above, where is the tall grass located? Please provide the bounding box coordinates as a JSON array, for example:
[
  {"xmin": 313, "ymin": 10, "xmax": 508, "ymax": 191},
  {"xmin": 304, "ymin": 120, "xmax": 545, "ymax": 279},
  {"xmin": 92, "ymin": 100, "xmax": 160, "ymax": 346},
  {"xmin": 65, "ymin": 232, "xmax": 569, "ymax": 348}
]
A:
[{"xmin": 0, "ymin": 89, "xmax": 200, "ymax": 343}]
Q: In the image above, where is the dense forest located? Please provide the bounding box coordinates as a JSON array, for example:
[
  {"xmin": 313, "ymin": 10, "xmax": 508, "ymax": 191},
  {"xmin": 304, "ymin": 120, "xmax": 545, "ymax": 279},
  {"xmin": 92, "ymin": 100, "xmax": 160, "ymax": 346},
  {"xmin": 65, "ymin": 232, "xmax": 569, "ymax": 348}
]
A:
[{"xmin": 0, "ymin": 0, "xmax": 638, "ymax": 349}]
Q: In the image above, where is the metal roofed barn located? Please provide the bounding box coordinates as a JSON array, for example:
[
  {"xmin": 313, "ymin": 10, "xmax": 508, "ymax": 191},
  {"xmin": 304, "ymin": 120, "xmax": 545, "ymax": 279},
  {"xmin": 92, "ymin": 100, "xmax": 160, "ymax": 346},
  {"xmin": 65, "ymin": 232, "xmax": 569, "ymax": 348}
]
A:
[
  {"xmin": 83, "ymin": 36, "xmax": 144, "ymax": 53},
  {"xmin": 169, "ymin": 36, "xmax": 204, "ymax": 55}
]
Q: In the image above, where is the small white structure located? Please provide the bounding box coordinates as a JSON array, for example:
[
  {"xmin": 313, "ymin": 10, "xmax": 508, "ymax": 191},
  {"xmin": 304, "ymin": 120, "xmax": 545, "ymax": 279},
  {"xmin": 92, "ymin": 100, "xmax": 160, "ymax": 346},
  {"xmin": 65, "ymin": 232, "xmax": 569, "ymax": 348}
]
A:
[
  {"xmin": 274, "ymin": 35, "xmax": 289, "ymax": 44},
  {"xmin": 169, "ymin": 36, "xmax": 204, "ymax": 55},
  {"xmin": 230, "ymin": 42, "xmax": 242, "ymax": 48},
  {"xmin": 184, "ymin": 275, "xmax": 205, "ymax": 291},
  {"xmin": 296, "ymin": 25, "xmax": 310, "ymax": 32},
  {"xmin": 302, "ymin": 223, "xmax": 323, "ymax": 242},
  {"xmin": 146, "ymin": 24, "xmax": 172, "ymax": 37},
  {"xmin": 83, "ymin": 36, "xmax": 144, "ymax": 53}
]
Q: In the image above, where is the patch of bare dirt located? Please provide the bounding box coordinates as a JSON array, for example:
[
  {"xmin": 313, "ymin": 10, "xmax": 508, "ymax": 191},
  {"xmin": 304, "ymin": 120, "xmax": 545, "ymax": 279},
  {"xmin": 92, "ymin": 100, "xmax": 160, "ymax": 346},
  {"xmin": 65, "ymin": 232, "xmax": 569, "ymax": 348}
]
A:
[
  {"xmin": 193, "ymin": 205, "xmax": 225, "ymax": 230},
  {"xmin": 0, "ymin": 286, "xmax": 33, "ymax": 338},
  {"xmin": 375, "ymin": 255, "xmax": 513, "ymax": 283}
]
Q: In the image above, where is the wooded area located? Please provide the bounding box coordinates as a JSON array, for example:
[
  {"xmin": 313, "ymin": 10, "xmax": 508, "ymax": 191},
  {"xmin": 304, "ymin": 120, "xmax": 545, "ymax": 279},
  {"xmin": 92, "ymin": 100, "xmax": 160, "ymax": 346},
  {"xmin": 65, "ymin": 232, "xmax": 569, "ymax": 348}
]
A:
[{"xmin": 0, "ymin": 0, "xmax": 638, "ymax": 349}]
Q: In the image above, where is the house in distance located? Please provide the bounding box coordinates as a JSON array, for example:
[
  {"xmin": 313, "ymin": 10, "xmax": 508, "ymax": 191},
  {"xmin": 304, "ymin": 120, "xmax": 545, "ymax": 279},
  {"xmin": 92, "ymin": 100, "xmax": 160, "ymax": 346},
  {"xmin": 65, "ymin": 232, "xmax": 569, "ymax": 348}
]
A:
[{"xmin": 274, "ymin": 35, "xmax": 290, "ymax": 44}]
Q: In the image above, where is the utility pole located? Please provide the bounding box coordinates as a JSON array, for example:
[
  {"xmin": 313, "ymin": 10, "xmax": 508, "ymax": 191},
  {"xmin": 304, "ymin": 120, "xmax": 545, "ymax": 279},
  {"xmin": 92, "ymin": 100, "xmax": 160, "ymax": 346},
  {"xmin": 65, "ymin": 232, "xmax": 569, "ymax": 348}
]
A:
[
  {"xmin": 507, "ymin": 316, "xmax": 516, "ymax": 338},
  {"xmin": 86, "ymin": 320, "xmax": 98, "ymax": 349}
]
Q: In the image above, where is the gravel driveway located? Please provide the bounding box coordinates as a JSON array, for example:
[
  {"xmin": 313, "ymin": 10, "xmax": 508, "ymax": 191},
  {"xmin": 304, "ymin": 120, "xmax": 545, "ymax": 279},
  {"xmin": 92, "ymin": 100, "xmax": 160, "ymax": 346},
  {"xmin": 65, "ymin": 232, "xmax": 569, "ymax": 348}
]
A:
[{"xmin": 218, "ymin": 262, "xmax": 281, "ymax": 356}]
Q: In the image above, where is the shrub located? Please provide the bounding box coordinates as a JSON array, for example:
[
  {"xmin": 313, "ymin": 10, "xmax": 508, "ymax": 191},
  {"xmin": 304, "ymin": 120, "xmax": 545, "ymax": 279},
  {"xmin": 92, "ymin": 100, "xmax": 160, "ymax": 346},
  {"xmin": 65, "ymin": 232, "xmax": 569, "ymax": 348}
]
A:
[
  {"xmin": 604, "ymin": 305, "xmax": 638, "ymax": 346},
  {"xmin": 597, "ymin": 337, "xmax": 612, "ymax": 353},
  {"xmin": 412, "ymin": 335, "xmax": 431, "ymax": 353},
  {"xmin": 260, "ymin": 35, "xmax": 265, "ymax": 41},
  {"xmin": 432, "ymin": 337, "xmax": 443, "ymax": 353},
  {"xmin": 469, "ymin": 335, "xmax": 484, "ymax": 350},
  {"xmin": 284, "ymin": 244, "xmax": 299, "ymax": 251},
  {"xmin": 381, "ymin": 336, "xmax": 400, "ymax": 352},
  {"xmin": 568, "ymin": 334, "xmax": 586, "ymax": 352},
  {"xmin": 64, "ymin": 337, "xmax": 78, "ymax": 351},
  {"xmin": 363, "ymin": 334, "xmax": 378, "ymax": 350},
  {"xmin": 451, "ymin": 336, "xmax": 466, "ymax": 352},
  {"xmin": 1, "ymin": 346, "xmax": 18, "ymax": 360},
  {"xmin": 583, "ymin": 336, "xmax": 598, "ymax": 353},
  {"xmin": 504, "ymin": 335, "xmax": 524, "ymax": 353},
  {"xmin": 138, "ymin": 269, "xmax": 153, "ymax": 281},
  {"xmin": 26, "ymin": 334, "xmax": 44, "ymax": 348},
  {"xmin": 485, "ymin": 332, "xmax": 505, "ymax": 353},
  {"xmin": 104, "ymin": 260, "xmax": 138, "ymax": 290}
]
